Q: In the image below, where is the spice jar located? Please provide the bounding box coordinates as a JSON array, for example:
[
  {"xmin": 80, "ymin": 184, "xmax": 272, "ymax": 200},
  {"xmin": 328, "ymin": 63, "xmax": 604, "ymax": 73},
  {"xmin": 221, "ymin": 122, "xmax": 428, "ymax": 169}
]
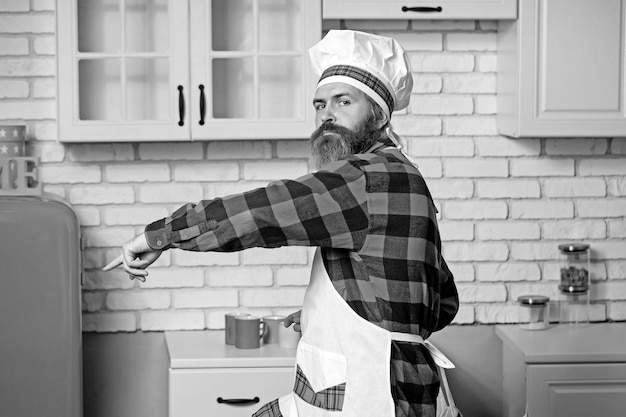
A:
[
  {"xmin": 518, "ymin": 295, "xmax": 550, "ymax": 330},
  {"xmin": 558, "ymin": 243, "xmax": 590, "ymax": 293}
]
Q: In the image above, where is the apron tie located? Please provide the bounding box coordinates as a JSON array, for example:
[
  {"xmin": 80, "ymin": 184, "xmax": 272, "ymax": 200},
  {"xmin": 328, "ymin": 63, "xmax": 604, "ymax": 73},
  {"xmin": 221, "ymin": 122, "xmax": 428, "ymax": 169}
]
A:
[{"xmin": 390, "ymin": 332, "xmax": 455, "ymax": 369}]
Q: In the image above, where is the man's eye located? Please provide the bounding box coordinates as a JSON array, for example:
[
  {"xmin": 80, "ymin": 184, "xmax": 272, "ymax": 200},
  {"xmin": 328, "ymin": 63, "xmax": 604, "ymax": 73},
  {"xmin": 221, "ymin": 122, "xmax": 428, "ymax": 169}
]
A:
[
  {"xmin": 337, "ymin": 99, "xmax": 350, "ymax": 106},
  {"xmin": 314, "ymin": 103, "xmax": 325, "ymax": 111}
]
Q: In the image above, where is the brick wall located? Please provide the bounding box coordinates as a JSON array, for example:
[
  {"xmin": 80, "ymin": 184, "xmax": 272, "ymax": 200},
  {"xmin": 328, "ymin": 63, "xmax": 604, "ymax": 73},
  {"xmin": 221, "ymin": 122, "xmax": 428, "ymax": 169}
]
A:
[{"xmin": 1, "ymin": 3, "xmax": 625, "ymax": 332}]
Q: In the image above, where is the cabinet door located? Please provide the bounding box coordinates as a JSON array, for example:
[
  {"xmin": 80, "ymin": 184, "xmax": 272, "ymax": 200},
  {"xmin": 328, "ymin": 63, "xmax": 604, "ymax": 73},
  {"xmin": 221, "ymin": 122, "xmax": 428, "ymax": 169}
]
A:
[
  {"xmin": 322, "ymin": 0, "xmax": 517, "ymax": 19},
  {"xmin": 169, "ymin": 367, "xmax": 294, "ymax": 417},
  {"xmin": 57, "ymin": 0, "xmax": 190, "ymax": 142},
  {"xmin": 527, "ymin": 363, "xmax": 626, "ymax": 417},
  {"xmin": 497, "ymin": 0, "xmax": 626, "ymax": 137},
  {"xmin": 189, "ymin": 0, "xmax": 321, "ymax": 140}
]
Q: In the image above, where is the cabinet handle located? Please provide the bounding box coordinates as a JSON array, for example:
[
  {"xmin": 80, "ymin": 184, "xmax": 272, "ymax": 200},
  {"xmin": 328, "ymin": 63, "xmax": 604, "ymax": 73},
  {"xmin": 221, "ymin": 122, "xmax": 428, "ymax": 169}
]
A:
[
  {"xmin": 198, "ymin": 84, "xmax": 206, "ymax": 126},
  {"xmin": 216, "ymin": 396, "xmax": 260, "ymax": 405},
  {"xmin": 401, "ymin": 6, "xmax": 443, "ymax": 13},
  {"xmin": 177, "ymin": 85, "xmax": 185, "ymax": 126}
]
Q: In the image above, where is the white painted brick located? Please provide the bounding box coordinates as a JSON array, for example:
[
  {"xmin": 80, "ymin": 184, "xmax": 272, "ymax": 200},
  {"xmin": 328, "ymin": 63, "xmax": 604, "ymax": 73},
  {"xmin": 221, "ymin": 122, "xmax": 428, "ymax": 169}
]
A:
[
  {"xmin": 0, "ymin": 99, "xmax": 55, "ymax": 119},
  {"xmin": 32, "ymin": 78, "xmax": 55, "ymax": 98},
  {"xmin": 174, "ymin": 162, "xmax": 239, "ymax": 182},
  {"xmin": 444, "ymin": 158, "xmax": 508, "ymax": 177},
  {"xmin": 82, "ymin": 248, "xmax": 103, "ymax": 270},
  {"xmin": 446, "ymin": 32, "xmax": 497, "ymax": 51},
  {"xmin": 275, "ymin": 267, "xmax": 311, "ymax": 286},
  {"xmin": 206, "ymin": 267, "xmax": 273, "ymax": 287},
  {"xmin": 444, "ymin": 242, "xmax": 509, "ymax": 261},
  {"xmin": 444, "ymin": 201, "xmax": 508, "ymax": 220},
  {"xmin": 242, "ymin": 247, "xmax": 309, "ymax": 265},
  {"xmin": 240, "ymin": 288, "xmax": 306, "ymax": 307},
  {"xmin": 608, "ymin": 220, "xmax": 626, "ymax": 238},
  {"xmin": 578, "ymin": 200, "xmax": 626, "ymax": 218},
  {"xmin": 411, "ymin": 21, "xmax": 476, "ymax": 31},
  {"xmin": 33, "ymin": 35, "xmax": 56, "ymax": 55},
  {"xmin": 205, "ymin": 181, "xmax": 269, "ymax": 199},
  {"xmin": 393, "ymin": 116, "xmax": 442, "ymax": 136},
  {"xmin": 410, "ymin": 95, "xmax": 473, "ymax": 115},
  {"xmin": 413, "ymin": 75, "xmax": 443, "ymax": 94},
  {"xmin": 475, "ymin": 137, "xmax": 541, "ymax": 156},
  {"xmin": 206, "ymin": 141, "xmax": 271, "ymax": 160},
  {"xmin": 102, "ymin": 206, "xmax": 169, "ymax": 226},
  {"xmin": 83, "ymin": 269, "xmax": 136, "ymax": 291},
  {"xmin": 74, "ymin": 206, "xmax": 101, "ymax": 227},
  {"xmin": 478, "ymin": 21, "xmax": 498, "ymax": 31},
  {"xmin": 607, "ymin": 261, "xmax": 626, "ymax": 279},
  {"xmin": 0, "ymin": 0, "xmax": 29, "ymax": 12},
  {"xmin": 138, "ymin": 183, "xmax": 203, "ymax": 203},
  {"xmin": 450, "ymin": 304, "xmax": 475, "ymax": 324},
  {"xmin": 106, "ymin": 163, "xmax": 170, "ymax": 183},
  {"xmin": 344, "ymin": 20, "xmax": 409, "ymax": 31},
  {"xmin": 82, "ymin": 292, "xmax": 105, "ymax": 312},
  {"xmin": 607, "ymin": 178, "xmax": 626, "ymax": 196},
  {"xmin": 476, "ymin": 221, "xmax": 540, "ymax": 240},
  {"xmin": 139, "ymin": 310, "xmax": 205, "ymax": 331},
  {"xmin": 82, "ymin": 313, "xmax": 137, "ymax": 332},
  {"xmin": 409, "ymin": 137, "xmax": 474, "ymax": 160},
  {"xmin": 438, "ymin": 221, "xmax": 474, "ymax": 241},
  {"xmin": 457, "ymin": 283, "xmax": 507, "ymax": 302},
  {"xmin": 172, "ymin": 289, "xmax": 238, "ymax": 308},
  {"xmin": 611, "ymin": 138, "xmax": 626, "ymax": 154},
  {"xmin": 243, "ymin": 161, "xmax": 308, "ymax": 181},
  {"xmin": 474, "ymin": 96, "xmax": 496, "ymax": 114},
  {"xmin": 508, "ymin": 283, "xmax": 560, "ymax": 303},
  {"xmin": 39, "ymin": 165, "xmax": 101, "ymax": 184},
  {"xmin": 589, "ymin": 241, "xmax": 626, "ymax": 260},
  {"xmin": 82, "ymin": 226, "xmax": 137, "ymax": 248},
  {"xmin": 69, "ymin": 185, "xmax": 135, "ymax": 205},
  {"xmin": 475, "ymin": 304, "xmax": 518, "ymax": 324},
  {"xmin": 475, "ymin": 54, "xmax": 497, "ymax": 72},
  {"xmin": 411, "ymin": 158, "xmax": 443, "ymax": 178},
  {"xmin": 542, "ymin": 220, "xmax": 607, "ymax": 240},
  {"xmin": 545, "ymin": 138, "xmax": 608, "ymax": 156},
  {"xmin": 138, "ymin": 143, "xmax": 204, "ymax": 160},
  {"xmin": 443, "ymin": 74, "xmax": 496, "ymax": 93},
  {"xmin": 106, "ymin": 291, "xmax": 170, "ymax": 310},
  {"xmin": 427, "ymin": 179, "xmax": 474, "ymax": 199},
  {"xmin": 204, "ymin": 309, "xmax": 274, "ymax": 330},
  {"xmin": 510, "ymin": 201, "xmax": 574, "ymax": 219},
  {"xmin": 0, "ymin": 58, "xmax": 55, "ymax": 76},
  {"xmin": 590, "ymin": 282, "xmax": 626, "ymax": 300},
  {"xmin": 0, "ymin": 37, "xmax": 28, "ymax": 55},
  {"xmin": 276, "ymin": 140, "xmax": 311, "ymax": 159},
  {"xmin": 511, "ymin": 242, "xmax": 559, "ymax": 261},
  {"xmin": 544, "ymin": 178, "xmax": 606, "ymax": 198},
  {"xmin": 476, "ymin": 179, "xmax": 540, "ymax": 199},
  {"xmin": 174, "ymin": 250, "xmax": 239, "ymax": 267},
  {"xmin": 410, "ymin": 54, "xmax": 474, "ymax": 73},
  {"xmin": 476, "ymin": 263, "xmax": 541, "ymax": 282},
  {"xmin": 579, "ymin": 159, "xmax": 626, "ymax": 176},
  {"xmin": 33, "ymin": 0, "xmax": 55, "ymax": 11},
  {"xmin": 607, "ymin": 301, "xmax": 626, "ymax": 321},
  {"xmin": 0, "ymin": 79, "xmax": 28, "ymax": 98},
  {"xmin": 30, "ymin": 120, "xmax": 57, "ymax": 140},
  {"xmin": 392, "ymin": 32, "xmax": 443, "ymax": 51},
  {"xmin": 447, "ymin": 262, "xmax": 475, "ymax": 282},
  {"xmin": 138, "ymin": 268, "xmax": 204, "ymax": 288},
  {"xmin": 444, "ymin": 116, "xmax": 498, "ymax": 136},
  {"xmin": 510, "ymin": 159, "xmax": 575, "ymax": 177},
  {"xmin": 67, "ymin": 144, "xmax": 134, "ymax": 162}
]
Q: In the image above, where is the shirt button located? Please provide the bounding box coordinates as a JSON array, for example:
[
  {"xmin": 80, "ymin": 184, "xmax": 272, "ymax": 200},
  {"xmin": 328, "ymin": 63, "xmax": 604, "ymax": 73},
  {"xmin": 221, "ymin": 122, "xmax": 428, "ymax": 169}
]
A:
[{"xmin": 157, "ymin": 240, "xmax": 162, "ymax": 246}]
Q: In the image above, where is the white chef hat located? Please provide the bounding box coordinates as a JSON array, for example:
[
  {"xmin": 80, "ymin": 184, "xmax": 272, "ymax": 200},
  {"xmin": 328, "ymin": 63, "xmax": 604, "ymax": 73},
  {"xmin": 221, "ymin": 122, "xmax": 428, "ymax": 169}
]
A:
[{"xmin": 309, "ymin": 30, "xmax": 413, "ymax": 118}]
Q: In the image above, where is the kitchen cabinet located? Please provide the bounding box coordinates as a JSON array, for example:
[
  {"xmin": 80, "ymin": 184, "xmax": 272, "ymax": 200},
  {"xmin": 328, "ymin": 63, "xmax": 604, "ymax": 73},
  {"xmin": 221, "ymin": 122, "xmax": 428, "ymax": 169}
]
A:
[
  {"xmin": 322, "ymin": 0, "xmax": 517, "ymax": 20},
  {"xmin": 496, "ymin": 324, "xmax": 626, "ymax": 417},
  {"xmin": 56, "ymin": 0, "xmax": 321, "ymax": 142},
  {"xmin": 497, "ymin": 0, "xmax": 626, "ymax": 137},
  {"xmin": 165, "ymin": 330, "xmax": 296, "ymax": 417}
]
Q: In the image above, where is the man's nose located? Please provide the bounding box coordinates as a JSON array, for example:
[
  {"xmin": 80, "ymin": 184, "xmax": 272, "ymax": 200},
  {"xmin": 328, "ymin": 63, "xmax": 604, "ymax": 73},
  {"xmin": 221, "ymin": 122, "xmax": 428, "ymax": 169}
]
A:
[{"xmin": 320, "ymin": 106, "xmax": 335, "ymax": 123}]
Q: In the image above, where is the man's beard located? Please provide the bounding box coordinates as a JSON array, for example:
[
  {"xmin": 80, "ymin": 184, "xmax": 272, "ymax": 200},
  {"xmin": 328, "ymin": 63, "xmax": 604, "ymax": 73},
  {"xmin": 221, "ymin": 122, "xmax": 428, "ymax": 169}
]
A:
[{"xmin": 310, "ymin": 115, "xmax": 383, "ymax": 169}]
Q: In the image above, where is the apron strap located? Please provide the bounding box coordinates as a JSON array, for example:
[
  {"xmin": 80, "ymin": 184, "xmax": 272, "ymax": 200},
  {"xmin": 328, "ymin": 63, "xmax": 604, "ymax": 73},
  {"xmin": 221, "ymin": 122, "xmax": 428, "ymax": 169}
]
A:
[{"xmin": 390, "ymin": 332, "xmax": 455, "ymax": 369}]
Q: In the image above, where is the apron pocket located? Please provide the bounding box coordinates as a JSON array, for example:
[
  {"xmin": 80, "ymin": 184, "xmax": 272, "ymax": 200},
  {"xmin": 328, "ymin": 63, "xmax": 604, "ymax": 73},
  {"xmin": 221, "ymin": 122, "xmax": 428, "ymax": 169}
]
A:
[{"xmin": 294, "ymin": 342, "xmax": 347, "ymax": 411}]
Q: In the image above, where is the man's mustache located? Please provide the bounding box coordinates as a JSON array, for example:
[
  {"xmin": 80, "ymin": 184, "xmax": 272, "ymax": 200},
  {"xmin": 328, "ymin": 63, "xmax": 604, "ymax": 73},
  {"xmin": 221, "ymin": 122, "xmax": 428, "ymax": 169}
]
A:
[{"xmin": 311, "ymin": 122, "xmax": 355, "ymax": 142}]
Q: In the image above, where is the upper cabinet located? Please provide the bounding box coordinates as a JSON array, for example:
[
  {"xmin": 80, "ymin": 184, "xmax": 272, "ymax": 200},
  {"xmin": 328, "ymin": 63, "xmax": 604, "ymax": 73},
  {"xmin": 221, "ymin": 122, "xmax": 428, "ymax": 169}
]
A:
[
  {"xmin": 322, "ymin": 0, "xmax": 517, "ymax": 20},
  {"xmin": 497, "ymin": 0, "xmax": 626, "ymax": 137},
  {"xmin": 57, "ymin": 0, "xmax": 321, "ymax": 142}
]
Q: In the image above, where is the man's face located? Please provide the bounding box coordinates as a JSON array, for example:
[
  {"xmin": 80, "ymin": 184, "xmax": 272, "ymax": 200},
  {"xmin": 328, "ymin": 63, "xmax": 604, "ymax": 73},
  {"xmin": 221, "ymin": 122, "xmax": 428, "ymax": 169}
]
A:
[{"xmin": 310, "ymin": 83, "xmax": 381, "ymax": 168}]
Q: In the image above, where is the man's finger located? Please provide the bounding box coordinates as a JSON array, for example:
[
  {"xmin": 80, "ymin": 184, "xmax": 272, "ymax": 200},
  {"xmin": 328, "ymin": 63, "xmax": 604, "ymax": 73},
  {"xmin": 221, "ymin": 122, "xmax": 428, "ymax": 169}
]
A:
[{"xmin": 102, "ymin": 255, "xmax": 123, "ymax": 271}]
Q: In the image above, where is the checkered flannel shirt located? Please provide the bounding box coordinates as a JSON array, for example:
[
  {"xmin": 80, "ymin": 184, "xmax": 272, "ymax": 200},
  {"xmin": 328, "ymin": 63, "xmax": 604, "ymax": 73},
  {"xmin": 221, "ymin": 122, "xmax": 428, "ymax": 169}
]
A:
[{"xmin": 145, "ymin": 142, "xmax": 459, "ymax": 417}]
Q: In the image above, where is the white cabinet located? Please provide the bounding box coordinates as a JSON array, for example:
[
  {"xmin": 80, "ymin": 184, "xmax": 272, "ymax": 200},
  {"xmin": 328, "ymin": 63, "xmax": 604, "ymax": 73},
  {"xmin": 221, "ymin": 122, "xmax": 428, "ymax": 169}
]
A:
[
  {"xmin": 322, "ymin": 0, "xmax": 517, "ymax": 20},
  {"xmin": 165, "ymin": 331, "xmax": 296, "ymax": 417},
  {"xmin": 496, "ymin": 324, "xmax": 626, "ymax": 417},
  {"xmin": 497, "ymin": 0, "xmax": 626, "ymax": 137},
  {"xmin": 57, "ymin": 0, "xmax": 321, "ymax": 142}
]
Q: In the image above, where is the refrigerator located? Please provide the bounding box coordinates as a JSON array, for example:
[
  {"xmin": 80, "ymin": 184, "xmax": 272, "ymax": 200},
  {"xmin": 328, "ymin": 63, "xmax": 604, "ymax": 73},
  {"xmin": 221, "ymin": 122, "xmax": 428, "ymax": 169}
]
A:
[{"xmin": 0, "ymin": 194, "xmax": 83, "ymax": 417}]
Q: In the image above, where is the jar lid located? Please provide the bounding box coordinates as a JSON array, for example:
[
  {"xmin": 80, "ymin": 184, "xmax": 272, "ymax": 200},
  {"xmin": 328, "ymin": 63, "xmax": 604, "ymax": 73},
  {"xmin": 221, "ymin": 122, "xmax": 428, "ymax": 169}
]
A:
[
  {"xmin": 558, "ymin": 243, "xmax": 590, "ymax": 253},
  {"xmin": 517, "ymin": 295, "xmax": 550, "ymax": 306},
  {"xmin": 559, "ymin": 284, "xmax": 589, "ymax": 293}
]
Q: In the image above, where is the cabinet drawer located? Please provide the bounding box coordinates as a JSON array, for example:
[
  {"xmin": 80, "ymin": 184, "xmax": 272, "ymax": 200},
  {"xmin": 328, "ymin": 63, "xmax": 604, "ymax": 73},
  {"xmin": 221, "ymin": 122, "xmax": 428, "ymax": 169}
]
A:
[{"xmin": 170, "ymin": 367, "xmax": 294, "ymax": 417}]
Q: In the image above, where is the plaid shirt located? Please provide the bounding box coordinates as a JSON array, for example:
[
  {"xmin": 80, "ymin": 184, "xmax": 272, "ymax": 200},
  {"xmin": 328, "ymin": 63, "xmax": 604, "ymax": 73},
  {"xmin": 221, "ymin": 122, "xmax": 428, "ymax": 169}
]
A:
[{"xmin": 145, "ymin": 142, "xmax": 458, "ymax": 417}]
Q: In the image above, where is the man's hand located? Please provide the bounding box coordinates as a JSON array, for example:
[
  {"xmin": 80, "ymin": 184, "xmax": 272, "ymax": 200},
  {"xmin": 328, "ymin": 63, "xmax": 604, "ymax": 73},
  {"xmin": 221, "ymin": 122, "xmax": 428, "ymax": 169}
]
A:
[
  {"xmin": 284, "ymin": 310, "xmax": 302, "ymax": 332},
  {"xmin": 102, "ymin": 233, "xmax": 162, "ymax": 282}
]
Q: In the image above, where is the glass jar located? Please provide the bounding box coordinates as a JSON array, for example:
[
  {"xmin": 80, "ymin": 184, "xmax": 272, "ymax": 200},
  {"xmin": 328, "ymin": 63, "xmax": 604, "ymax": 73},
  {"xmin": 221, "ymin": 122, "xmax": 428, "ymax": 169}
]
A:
[
  {"xmin": 518, "ymin": 295, "xmax": 550, "ymax": 330},
  {"xmin": 559, "ymin": 290, "xmax": 590, "ymax": 327},
  {"xmin": 558, "ymin": 243, "xmax": 590, "ymax": 293}
]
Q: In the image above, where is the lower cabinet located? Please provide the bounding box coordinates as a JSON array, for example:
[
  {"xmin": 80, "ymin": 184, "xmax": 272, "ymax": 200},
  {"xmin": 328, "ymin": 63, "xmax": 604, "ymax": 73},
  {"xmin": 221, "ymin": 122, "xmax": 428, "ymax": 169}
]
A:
[{"xmin": 166, "ymin": 331, "xmax": 296, "ymax": 417}]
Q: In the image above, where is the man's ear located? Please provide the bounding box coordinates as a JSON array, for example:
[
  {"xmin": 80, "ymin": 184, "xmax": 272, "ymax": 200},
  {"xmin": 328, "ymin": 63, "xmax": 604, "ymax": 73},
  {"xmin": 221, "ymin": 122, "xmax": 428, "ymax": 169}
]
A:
[{"xmin": 375, "ymin": 112, "xmax": 389, "ymax": 130}]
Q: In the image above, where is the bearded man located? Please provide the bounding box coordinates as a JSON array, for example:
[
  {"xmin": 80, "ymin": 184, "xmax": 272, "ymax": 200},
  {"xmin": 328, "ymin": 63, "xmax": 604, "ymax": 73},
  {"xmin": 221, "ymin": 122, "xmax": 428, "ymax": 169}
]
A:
[{"xmin": 104, "ymin": 30, "xmax": 458, "ymax": 417}]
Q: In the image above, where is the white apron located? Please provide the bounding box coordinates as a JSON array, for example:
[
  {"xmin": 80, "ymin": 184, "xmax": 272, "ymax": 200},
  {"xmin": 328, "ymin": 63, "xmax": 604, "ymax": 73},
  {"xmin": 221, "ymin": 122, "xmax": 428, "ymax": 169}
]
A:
[{"xmin": 277, "ymin": 249, "xmax": 453, "ymax": 417}]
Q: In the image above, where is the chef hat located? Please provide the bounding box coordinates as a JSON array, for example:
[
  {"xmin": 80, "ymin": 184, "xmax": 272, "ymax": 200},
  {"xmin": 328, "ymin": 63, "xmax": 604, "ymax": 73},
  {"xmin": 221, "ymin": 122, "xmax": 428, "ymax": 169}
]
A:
[{"xmin": 309, "ymin": 30, "xmax": 413, "ymax": 118}]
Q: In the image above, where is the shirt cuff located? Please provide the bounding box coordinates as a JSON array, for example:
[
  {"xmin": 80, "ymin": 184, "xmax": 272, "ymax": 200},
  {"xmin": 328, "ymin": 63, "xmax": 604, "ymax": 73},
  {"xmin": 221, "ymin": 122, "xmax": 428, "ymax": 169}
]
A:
[{"xmin": 145, "ymin": 219, "xmax": 170, "ymax": 250}]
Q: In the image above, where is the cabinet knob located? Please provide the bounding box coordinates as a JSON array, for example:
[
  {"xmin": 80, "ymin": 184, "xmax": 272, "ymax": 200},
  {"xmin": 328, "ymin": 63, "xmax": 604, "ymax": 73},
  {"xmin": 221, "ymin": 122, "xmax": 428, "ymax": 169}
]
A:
[{"xmin": 216, "ymin": 396, "xmax": 260, "ymax": 405}]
